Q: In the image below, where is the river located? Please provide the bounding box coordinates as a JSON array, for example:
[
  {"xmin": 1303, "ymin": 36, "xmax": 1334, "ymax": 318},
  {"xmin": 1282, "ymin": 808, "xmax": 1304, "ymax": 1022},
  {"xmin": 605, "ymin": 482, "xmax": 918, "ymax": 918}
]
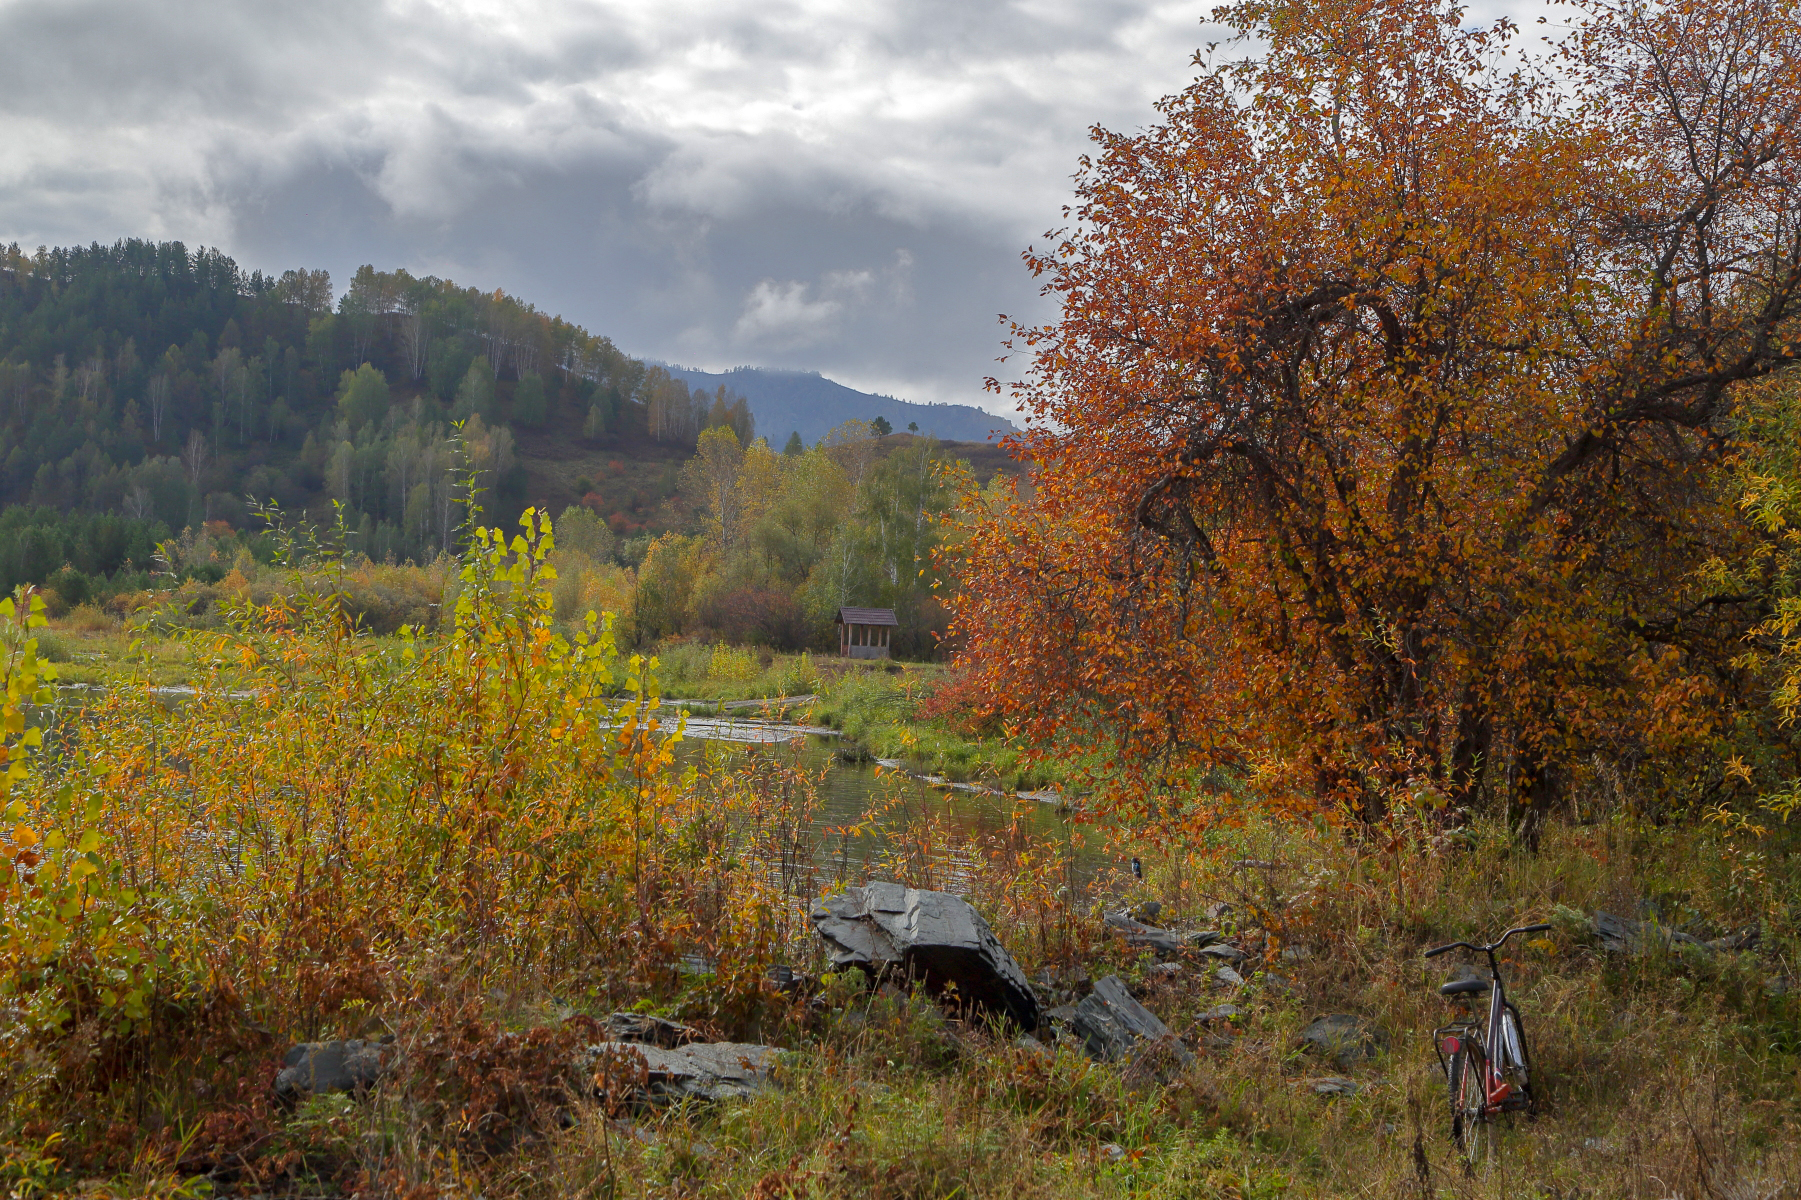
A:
[{"xmin": 45, "ymin": 685, "xmax": 1106, "ymax": 891}]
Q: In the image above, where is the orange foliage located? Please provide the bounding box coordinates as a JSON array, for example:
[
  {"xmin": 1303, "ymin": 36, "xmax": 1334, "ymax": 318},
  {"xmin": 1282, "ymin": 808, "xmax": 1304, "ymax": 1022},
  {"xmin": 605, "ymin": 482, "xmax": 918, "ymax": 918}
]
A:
[{"xmin": 947, "ymin": 0, "xmax": 1801, "ymax": 821}]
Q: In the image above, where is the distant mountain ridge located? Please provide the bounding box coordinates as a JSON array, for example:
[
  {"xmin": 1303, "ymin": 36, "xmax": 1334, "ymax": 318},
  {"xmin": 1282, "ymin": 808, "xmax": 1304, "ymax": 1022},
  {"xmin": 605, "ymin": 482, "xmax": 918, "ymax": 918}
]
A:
[{"xmin": 661, "ymin": 365, "xmax": 1015, "ymax": 445}]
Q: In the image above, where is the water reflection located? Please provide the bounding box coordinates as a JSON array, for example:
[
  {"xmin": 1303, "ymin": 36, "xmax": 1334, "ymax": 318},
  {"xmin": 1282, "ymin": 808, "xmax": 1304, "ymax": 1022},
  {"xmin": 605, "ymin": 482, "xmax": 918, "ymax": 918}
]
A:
[{"xmin": 675, "ymin": 734, "xmax": 1105, "ymax": 894}]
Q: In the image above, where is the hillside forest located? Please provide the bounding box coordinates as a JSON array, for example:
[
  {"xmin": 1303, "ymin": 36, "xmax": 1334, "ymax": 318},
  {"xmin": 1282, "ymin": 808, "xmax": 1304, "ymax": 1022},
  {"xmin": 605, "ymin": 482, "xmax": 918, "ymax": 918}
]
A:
[{"xmin": 0, "ymin": 243, "xmax": 989, "ymax": 653}]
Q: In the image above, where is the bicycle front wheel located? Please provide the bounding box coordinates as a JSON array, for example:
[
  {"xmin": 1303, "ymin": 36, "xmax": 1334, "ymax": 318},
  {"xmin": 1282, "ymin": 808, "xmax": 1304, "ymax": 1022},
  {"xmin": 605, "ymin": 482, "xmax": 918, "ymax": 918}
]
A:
[
  {"xmin": 1500, "ymin": 1003, "xmax": 1534, "ymax": 1108},
  {"xmin": 1450, "ymin": 1044, "xmax": 1491, "ymax": 1165}
]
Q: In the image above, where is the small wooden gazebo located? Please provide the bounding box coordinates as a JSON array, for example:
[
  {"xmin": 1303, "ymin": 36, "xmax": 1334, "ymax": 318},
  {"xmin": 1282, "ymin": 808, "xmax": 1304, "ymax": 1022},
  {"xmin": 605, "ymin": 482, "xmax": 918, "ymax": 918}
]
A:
[{"xmin": 836, "ymin": 606, "xmax": 899, "ymax": 660}]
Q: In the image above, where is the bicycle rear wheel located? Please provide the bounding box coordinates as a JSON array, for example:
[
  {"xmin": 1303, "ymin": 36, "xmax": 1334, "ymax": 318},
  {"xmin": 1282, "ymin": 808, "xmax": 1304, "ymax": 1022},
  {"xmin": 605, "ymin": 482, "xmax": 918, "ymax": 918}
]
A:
[{"xmin": 1449, "ymin": 1044, "xmax": 1491, "ymax": 1164}]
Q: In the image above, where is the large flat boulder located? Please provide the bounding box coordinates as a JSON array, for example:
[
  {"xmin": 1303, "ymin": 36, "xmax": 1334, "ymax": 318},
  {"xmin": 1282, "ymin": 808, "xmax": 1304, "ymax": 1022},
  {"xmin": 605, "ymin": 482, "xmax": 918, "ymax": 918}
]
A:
[{"xmin": 811, "ymin": 882, "xmax": 1039, "ymax": 1028}]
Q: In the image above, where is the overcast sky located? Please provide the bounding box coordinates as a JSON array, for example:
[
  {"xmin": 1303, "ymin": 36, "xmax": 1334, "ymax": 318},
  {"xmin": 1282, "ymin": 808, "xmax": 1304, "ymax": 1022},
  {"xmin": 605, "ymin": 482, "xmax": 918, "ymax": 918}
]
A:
[{"xmin": 0, "ymin": 0, "xmax": 1549, "ymax": 415}]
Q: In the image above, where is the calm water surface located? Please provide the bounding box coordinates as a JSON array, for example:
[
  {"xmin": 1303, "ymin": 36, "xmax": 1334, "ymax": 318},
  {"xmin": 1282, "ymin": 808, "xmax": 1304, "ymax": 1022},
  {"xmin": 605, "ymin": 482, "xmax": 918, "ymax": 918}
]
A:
[{"xmin": 674, "ymin": 730, "xmax": 1106, "ymax": 891}]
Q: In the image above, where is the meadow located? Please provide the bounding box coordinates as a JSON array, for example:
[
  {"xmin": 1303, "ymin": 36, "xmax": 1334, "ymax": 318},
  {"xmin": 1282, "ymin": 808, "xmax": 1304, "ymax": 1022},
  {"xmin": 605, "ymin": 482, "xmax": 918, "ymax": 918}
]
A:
[{"xmin": 0, "ymin": 510, "xmax": 1793, "ymax": 1199}]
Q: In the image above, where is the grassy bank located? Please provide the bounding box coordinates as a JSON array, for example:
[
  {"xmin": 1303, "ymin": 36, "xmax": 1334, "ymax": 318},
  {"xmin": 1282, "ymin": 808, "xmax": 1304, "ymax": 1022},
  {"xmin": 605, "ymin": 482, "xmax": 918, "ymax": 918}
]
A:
[{"xmin": 7, "ymin": 799, "xmax": 1798, "ymax": 1199}]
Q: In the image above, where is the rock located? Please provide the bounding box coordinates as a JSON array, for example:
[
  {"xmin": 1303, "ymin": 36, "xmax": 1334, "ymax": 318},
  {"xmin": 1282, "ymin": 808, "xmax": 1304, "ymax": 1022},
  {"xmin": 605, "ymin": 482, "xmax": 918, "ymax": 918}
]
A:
[
  {"xmin": 766, "ymin": 964, "xmax": 817, "ymax": 996},
  {"xmin": 275, "ymin": 1039, "xmax": 390, "ymax": 1102},
  {"xmin": 1069, "ymin": 975, "xmax": 1195, "ymax": 1067},
  {"xmin": 811, "ymin": 882, "xmax": 1039, "ymax": 1028},
  {"xmin": 584, "ymin": 1041, "xmax": 782, "ymax": 1103},
  {"xmin": 1311, "ymin": 1076, "xmax": 1360, "ymax": 1097},
  {"xmin": 1197, "ymin": 1004, "xmax": 1240, "ymax": 1023},
  {"xmin": 1014, "ymin": 1034, "xmax": 1054, "ymax": 1057},
  {"xmin": 1299, "ymin": 1014, "xmax": 1385, "ymax": 1069},
  {"xmin": 1104, "ymin": 909, "xmax": 1185, "ymax": 956},
  {"xmin": 678, "ymin": 952, "xmax": 717, "ymax": 977},
  {"xmin": 1195, "ymin": 943, "xmax": 1247, "ymax": 964},
  {"xmin": 1103, "ymin": 911, "xmax": 1231, "ymax": 959},
  {"xmin": 1443, "ymin": 964, "xmax": 1485, "ymax": 986},
  {"xmin": 1708, "ymin": 925, "xmax": 1760, "ymax": 952},
  {"xmin": 1279, "ymin": 946, "xmax": 1312, "ymax": 962},
  {"xmin": 1592, "ymin": 910, "xmax": 1719, "ymax": 956},
  {"xmin": 1128, "ymin": 900, "xmax": 1163, "ymax": 925},
  {"xmin": 598, "ymin": 1012, "xmax": 699, "ymax": 1048},
  {"xmin": 1214, "ymin": 967, "xmax": 1245, "ymax": 987}
]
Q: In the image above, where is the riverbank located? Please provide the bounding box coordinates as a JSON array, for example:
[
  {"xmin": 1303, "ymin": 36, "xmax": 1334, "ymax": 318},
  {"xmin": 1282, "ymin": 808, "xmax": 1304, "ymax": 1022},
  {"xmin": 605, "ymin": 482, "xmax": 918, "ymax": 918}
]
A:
[{"xmin": 37, "ymin": 606, "xmax": 1067, "ymax": 794}]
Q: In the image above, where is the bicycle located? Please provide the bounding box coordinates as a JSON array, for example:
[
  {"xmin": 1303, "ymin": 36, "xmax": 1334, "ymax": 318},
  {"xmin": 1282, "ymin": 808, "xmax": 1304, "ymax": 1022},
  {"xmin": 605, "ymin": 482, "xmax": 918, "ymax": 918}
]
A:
[{"xmin": 1424, "ymin": 921, "xmax": 1551, "ymax": 1163}]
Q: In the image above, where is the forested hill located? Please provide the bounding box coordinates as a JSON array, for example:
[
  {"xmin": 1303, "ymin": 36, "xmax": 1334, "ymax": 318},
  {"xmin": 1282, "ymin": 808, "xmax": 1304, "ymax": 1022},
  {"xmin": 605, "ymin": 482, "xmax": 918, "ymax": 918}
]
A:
[
  {"xmin": 0, "ymin": 239, "xmax": 844, "ymax": 574},
  {"xmin": 662, "ymin": 365, "xmax": 1013, "ymax": 444}
]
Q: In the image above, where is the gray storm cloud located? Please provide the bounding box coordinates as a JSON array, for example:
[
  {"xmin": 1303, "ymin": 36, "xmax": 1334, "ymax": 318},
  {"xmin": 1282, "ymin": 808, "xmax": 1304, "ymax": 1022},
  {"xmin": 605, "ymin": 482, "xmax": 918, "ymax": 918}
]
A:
[{"xmin": 0, "ymin": 0, "xmax": 1544, "ymax": 412}]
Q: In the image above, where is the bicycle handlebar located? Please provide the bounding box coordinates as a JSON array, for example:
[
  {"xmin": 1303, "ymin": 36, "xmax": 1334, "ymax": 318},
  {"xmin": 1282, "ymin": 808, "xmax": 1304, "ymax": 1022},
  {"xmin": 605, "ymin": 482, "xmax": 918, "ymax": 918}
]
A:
[{"xmin": 1423, "ymin": 922, "xmax": 1553, "ymax": 959}]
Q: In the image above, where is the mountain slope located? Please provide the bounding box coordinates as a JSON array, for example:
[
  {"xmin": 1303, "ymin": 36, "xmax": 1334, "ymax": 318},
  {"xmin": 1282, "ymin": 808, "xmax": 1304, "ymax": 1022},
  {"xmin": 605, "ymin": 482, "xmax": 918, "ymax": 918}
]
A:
[
  {"xmin": 662, "ymin": 365, "xmax": 1013, "ymax": 445},
  {"xmin": 0, "ymin": 241, "xmax": 1023, "ymax": 584}
]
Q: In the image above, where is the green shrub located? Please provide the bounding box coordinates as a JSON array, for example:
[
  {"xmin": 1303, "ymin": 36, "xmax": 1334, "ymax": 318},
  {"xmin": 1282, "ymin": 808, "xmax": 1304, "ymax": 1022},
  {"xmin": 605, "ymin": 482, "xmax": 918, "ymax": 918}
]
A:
[{"xmin": 707, "ymin": 643, "xmax": 760, "ymax": 682}]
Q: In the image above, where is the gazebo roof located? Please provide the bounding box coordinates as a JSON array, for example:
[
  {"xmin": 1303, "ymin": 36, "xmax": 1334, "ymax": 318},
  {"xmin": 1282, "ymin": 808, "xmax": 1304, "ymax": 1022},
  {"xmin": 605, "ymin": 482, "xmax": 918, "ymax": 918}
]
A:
[{"xmin": 836, "ymin": 606, "xmax": 899, "ymax": 627}]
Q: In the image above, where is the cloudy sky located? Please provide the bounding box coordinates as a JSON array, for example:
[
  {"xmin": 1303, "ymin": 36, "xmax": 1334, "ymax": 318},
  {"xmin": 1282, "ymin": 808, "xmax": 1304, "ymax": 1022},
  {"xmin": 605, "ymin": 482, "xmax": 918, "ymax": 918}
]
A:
[{"xmin": 0, "ymin": 0, "xmax": 1547, "ymax": 415}]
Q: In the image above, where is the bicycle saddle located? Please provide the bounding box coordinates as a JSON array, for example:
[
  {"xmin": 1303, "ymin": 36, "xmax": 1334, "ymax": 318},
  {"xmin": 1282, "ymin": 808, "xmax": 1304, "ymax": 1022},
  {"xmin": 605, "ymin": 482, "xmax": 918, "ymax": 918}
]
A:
[{"xmin": 1439, "ymin": 977, "xmax": 1491, "ymax": 997}]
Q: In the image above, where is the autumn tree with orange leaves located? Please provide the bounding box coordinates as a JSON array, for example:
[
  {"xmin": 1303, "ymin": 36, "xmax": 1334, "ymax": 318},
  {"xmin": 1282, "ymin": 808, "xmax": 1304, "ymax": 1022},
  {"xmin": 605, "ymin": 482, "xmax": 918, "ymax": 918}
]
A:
[{"xmin": 947, "ymin": 0, "xmax": 1801, "ymax": 828}]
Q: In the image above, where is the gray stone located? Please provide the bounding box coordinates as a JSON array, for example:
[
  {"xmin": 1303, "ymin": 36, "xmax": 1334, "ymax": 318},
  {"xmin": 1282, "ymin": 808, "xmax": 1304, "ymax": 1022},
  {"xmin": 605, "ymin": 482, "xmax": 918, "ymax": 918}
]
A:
[
  {"xmin": 1299, "ymin": 1014, "xmax": 1385, "ymax": 1069},
  {"xmin": 765, "ymin": 964, "xmax": 816, "ymax": 996},
  {"xmin": 1214, "ymin": 967, "xmax": 1245, "ymax": 987},
  {"xmin": 1069, "ymin": 975, "xmax": 1195, "ymax": 1067},
  {"xmin": 811, "ymin": 882, "xmax": 1039, "ymax": 1028},
  {"xmin": 1593, "ymin": 910, "xmax": 1720, "ymax": 956},
  {"xmin": 1196, "ymin": 943, "xmax": 1247, "ymax": 964},
  {"xmin": 583, "ymin": 1041, "xmax": 782, "ymax": 1103},
  {"xmin": 1104, "ymin": 912, "xmax": 1231, "ymax": 959},
  {"xmin": 275, "ymin": 1039, "xmax": 390, "ymax": 1102},
  {"xmin": 598, "ymin": 1012, "xmax": 699, "ymax": 1048},
  {"xmin": 1197, "ymin": 1004, "xmax": 1240, "ymax": 1023},
  {"xmin": 1443, "ymin": 964, "xmax": 1485, "ymax": 987},
  {"xmin": 1104, "ymin": 909, "xmax": 1184, "ymax": 956},
  {"xmin": 1708, "ymin": 925, "xmax": 1760, "ymax": 952},
  {"xmin": 1311, "ymin": 1076, "xmax": 1360, "ymax": 1097},
  {"xmin": 1128, "ymin": 900, "xmax": 1163, "ymax": 924}
]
